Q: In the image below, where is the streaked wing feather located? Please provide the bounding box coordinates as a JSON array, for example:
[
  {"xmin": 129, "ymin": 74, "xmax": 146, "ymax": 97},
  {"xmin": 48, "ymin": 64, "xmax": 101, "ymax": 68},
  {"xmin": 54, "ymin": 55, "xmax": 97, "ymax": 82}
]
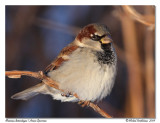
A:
[{"xmin": 44, "ymin": 44, "xmax": 78, "ymax": 73}]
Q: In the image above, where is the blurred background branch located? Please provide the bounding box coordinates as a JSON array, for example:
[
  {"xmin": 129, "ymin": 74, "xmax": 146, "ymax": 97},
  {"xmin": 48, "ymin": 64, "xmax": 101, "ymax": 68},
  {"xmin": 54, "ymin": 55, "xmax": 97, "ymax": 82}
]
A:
[
  {"xmin": 113, "ymin": 5, "xmax": 155, "ymax": 118},
  {"xmin": 35, "ymin": 18, "xmax": 80, "ymax": 36},
  {"xmin": 122, "ymin": 5, "xmax": 155, "ymax": 28}
]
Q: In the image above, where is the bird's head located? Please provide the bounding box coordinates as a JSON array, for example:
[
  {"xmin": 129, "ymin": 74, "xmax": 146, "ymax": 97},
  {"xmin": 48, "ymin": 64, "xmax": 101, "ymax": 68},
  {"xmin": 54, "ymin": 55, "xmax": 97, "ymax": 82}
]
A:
[{"xmin": 75, "ymin": 23, "xmax": 113, "ymax": 51}]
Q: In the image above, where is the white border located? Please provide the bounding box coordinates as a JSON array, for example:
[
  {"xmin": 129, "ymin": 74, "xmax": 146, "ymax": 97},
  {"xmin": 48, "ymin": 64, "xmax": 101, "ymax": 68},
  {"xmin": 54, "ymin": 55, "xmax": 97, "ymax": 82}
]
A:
[
  {"xmin": 0, "ymin": 2, "xmax": 5, "ymax": 122},
  {"xmin": 1, "ymin": 0, "xmax": 160, "ymax": 123},
  {"xmin": 2, "ymin": 0, "xmax": 159, "ymax": 5}
]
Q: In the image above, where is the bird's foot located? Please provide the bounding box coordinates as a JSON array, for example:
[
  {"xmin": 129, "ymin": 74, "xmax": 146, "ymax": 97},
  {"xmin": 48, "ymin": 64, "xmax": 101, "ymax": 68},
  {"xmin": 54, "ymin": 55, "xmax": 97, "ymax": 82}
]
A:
[
  {"xmin": 61, "ymin": 92, "xmax": 73, "ymax": 97},
  {"xmin": 78, "ymin": 100, "xmax": 90, "ymax": 107}
]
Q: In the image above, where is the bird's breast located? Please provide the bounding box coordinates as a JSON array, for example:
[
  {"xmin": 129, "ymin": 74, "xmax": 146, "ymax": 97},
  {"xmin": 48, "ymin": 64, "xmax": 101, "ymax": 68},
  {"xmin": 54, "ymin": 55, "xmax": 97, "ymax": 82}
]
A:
[{"xmin": 48, "ymin": 47, "xmax": 117, "ymax": 101}]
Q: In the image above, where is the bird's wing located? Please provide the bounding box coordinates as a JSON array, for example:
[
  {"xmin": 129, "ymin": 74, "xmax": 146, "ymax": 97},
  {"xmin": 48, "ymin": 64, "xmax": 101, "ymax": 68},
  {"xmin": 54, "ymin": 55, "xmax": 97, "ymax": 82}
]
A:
[{"xmin": 44, "ymin": 43, "xmax": 78, "ymax": 73}]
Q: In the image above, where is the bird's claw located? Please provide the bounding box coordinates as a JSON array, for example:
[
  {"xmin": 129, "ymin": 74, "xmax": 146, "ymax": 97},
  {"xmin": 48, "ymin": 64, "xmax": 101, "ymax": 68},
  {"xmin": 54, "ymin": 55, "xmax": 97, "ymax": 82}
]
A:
[
  {"xmin": 78, "ymin": 100, "xmax": 90, "ymax": 107},
  {"xmin": 61, "ymin": 92, "xmax": 73, "ymax": 97}
]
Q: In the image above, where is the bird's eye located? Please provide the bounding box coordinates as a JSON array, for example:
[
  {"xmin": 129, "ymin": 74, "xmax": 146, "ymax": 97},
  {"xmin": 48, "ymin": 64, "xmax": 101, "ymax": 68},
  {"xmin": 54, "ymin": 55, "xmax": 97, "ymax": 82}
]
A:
[{"xmin": 91, "ymin": 34, "xmax": 102, "ymax": 41}]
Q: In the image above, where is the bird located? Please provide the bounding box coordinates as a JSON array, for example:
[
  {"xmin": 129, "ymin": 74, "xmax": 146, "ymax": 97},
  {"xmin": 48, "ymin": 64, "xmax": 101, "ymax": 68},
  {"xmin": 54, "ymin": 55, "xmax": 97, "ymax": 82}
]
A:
[{"xmin": 11, "ymin": 23, "xmax": 117, "ymax": 104}]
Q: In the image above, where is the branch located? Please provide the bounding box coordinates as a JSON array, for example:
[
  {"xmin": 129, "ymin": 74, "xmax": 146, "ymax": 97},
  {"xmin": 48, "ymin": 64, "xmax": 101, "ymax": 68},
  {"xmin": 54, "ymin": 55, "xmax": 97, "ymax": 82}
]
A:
[
  {"xmin": 122, "ymin": 6, "xmax": 155, "ymax": 28},
  {"xmin": 35, "ymin": 18, "xmax": 80, "ymax": 36},
  {"xmin": 5, "ymin": 70, "xmax": 112, "ymax": 118}
]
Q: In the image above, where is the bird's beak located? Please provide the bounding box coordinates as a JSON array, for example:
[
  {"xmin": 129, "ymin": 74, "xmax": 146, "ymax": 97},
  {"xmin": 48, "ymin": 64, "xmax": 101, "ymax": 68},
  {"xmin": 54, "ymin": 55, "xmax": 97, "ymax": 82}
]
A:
[{"xmin": 100, "ymin": 36, "xmax": 113, "ymax": 44}]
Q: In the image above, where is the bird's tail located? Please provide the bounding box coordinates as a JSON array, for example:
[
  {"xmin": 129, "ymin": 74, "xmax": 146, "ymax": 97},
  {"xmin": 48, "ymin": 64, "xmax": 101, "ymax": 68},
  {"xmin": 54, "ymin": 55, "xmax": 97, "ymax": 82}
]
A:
[{"xmin": 11, "ymin": 83, "xmax": 46, "ymax": 100}]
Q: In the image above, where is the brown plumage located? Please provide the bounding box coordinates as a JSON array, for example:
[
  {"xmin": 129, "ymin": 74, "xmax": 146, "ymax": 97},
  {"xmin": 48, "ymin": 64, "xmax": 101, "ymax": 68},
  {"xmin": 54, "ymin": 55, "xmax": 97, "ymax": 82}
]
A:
[{"xmin": 45, "ymin": 44, "xmax": 78, "ymax": 72}]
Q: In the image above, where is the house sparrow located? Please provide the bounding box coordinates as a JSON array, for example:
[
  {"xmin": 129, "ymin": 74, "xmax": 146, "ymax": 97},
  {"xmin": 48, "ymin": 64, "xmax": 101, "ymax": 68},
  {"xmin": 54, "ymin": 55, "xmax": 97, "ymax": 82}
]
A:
[{"xmin": 11, "ymin": 23, "xmax": 117, "ymax": 103}]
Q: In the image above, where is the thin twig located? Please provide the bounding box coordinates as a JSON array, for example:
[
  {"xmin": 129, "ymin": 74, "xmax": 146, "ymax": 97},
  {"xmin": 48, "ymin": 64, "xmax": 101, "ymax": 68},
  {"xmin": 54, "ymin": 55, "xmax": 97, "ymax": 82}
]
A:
[
  {"xmin": 35, "ymin": 18, "xmax": 80, "ymax": 36},
  {"xmin": 122, "ymin": 6, "xmax": 155, "ymax": 28},
  {"xmin": 5, "ymin": 70, "xmax": 112, "ymax": 118}
]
